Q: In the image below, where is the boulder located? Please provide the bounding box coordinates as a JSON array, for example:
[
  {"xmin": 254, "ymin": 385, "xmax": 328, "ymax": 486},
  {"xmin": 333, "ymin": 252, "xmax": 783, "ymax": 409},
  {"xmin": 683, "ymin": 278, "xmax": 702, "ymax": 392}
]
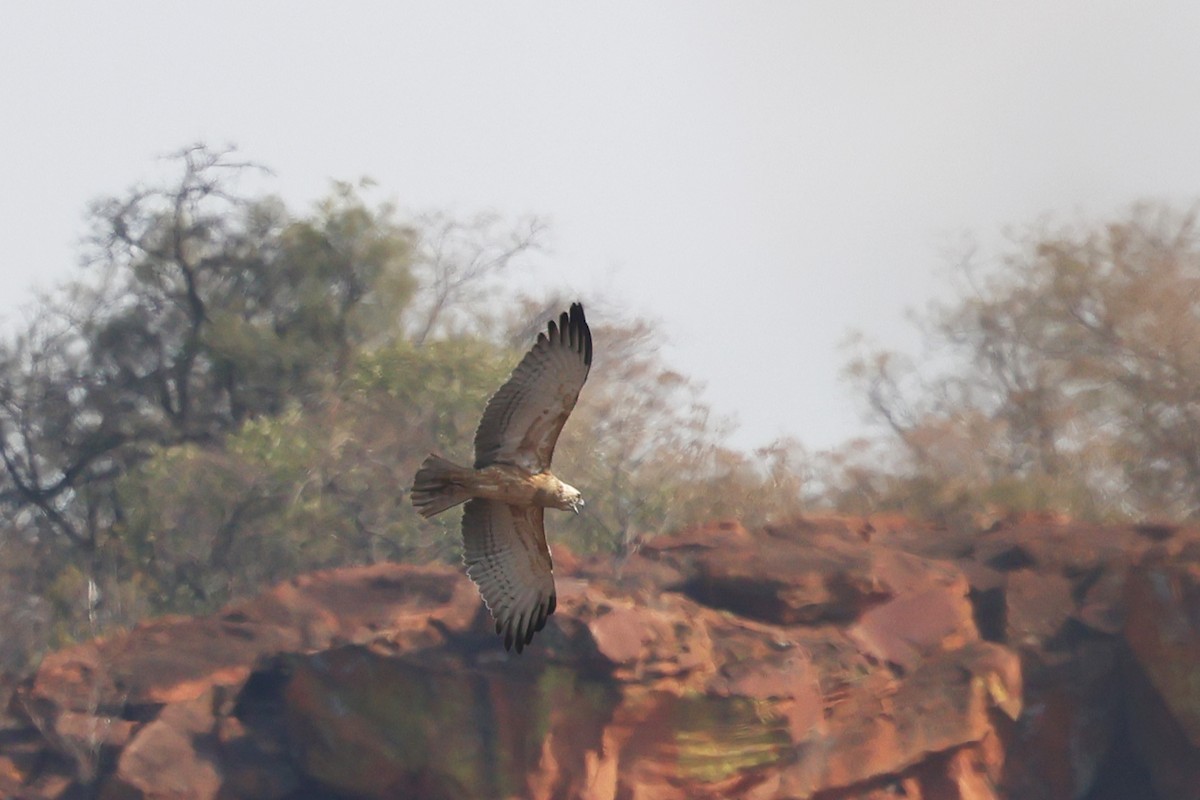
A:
[
  {"xmin": 102, "ymin": 691, "xmax": 223, "ymax": 800},
  {"xmin": 1123, "ymin": 537, "xmax": 1200, "ymax": 799}
]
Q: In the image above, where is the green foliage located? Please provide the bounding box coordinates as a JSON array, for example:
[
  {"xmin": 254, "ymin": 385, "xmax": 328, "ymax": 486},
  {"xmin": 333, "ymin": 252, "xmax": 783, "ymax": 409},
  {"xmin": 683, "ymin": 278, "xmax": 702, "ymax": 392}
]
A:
[
  {"xmin": 349, "ymin": 337, "xmax": 510, "ymax": 447},
  {"xmin": 108, "ymin": 336, "xmax": 513, "ymax": 617}
]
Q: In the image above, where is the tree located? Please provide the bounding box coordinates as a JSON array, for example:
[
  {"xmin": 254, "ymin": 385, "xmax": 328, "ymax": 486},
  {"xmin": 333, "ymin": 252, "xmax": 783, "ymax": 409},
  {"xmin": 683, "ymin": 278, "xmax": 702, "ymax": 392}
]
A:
[
  {"xmin": 0, "ymin": 147, "xmax": 422, "ymax": 548},
  {"xmin": 406, "ymin": 211, "xmax": 546, "ymax": 345},
  {"xmin": 0, "ymin": 147, "xmax": 428, "ymax": 651},
  {"xmin": 550, "ymin": 310, "xmax": 809, "ymax": 553},
  {"xmin": 841, "ymin": 203, "xmax": 1200, "ymax": 520}
]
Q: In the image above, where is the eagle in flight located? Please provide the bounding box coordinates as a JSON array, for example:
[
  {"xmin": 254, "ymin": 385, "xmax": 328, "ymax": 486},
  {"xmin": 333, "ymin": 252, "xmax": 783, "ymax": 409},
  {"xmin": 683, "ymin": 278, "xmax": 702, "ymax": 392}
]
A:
[{"xmin": 411, "ymin": 303, "xmax": 593, "ymax": 653}]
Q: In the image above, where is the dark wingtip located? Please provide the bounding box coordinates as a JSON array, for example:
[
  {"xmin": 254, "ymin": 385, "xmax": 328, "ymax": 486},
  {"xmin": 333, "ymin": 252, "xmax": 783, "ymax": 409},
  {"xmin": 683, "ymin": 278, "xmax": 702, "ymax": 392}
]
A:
[
  {"xmin": 494, "ymin": 594, "xmax": 560, "ymax": 654},
  {"xmin": 567, "ymin": 302, "xmax": 592, "ymax": 366}
]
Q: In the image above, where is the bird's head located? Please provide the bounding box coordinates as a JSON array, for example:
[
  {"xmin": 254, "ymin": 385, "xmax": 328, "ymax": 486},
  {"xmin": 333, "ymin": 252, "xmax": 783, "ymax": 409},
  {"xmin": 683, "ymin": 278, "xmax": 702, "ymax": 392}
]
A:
[{"xmin": 558, "ymin": 482, "xmax": 585, "ymax": 514}]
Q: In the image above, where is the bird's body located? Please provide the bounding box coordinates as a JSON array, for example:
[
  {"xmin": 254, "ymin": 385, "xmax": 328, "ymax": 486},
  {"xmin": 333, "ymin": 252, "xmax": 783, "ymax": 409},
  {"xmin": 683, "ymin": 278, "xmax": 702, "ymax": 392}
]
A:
[
  {"xmin": 414, "ymin": 459, "xmax": 581, "ymax": 514},
  {"xmin": 410, "ymin": 303, "xmax": 592, "ymax": 653}
]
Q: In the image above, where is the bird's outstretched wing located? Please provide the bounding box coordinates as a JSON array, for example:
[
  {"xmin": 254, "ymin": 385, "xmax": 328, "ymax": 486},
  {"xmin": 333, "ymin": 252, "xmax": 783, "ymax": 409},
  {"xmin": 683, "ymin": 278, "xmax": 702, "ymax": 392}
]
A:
[
  {"xmin": 474, "ymin": 303, "xmax": 592, "ymax": 471},
  {"xmin": 461, "ymin": 499, "xmax": 557, "ymax": 653}
]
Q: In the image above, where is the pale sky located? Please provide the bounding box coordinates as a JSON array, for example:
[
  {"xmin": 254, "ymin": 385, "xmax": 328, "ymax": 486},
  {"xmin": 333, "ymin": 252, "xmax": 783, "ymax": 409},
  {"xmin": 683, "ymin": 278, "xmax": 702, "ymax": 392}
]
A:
[{"xmin": 3, "ymin": 3, "xmax": 1199, "ymax": 451}]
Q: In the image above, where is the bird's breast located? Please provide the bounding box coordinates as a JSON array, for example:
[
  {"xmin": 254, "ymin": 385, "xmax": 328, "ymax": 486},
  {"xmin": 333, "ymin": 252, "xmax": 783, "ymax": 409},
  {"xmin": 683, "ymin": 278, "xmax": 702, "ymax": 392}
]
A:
[{"xmin": 471, "ymin": 464, "xmax": 563, "ymax": 507}]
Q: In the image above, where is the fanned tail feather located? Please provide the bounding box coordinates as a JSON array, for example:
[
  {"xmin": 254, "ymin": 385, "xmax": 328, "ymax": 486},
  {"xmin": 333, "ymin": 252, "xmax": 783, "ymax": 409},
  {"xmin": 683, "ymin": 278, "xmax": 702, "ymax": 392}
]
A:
[{"xmin": 411, "ymin": 454, "xmax": 472, "ymax": 518}]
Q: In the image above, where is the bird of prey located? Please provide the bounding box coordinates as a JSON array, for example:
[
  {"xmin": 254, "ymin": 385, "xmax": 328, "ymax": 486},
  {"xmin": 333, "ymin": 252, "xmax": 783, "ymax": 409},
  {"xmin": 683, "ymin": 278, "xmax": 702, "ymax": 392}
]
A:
[{"xmin": 411, "ymin": 303, "xmax": 593, "ymax": 653}]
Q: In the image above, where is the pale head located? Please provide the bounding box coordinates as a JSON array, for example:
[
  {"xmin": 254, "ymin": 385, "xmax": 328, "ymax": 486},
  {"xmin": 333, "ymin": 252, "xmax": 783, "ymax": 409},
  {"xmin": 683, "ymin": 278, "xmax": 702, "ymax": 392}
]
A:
[{"xmin": 556, "ymin": 481, "xmax": 585, "ymax": 514}]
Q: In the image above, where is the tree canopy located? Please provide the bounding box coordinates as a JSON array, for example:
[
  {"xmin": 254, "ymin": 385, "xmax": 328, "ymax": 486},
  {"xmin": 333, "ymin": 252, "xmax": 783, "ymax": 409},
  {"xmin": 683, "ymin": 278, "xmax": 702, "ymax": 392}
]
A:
[{"xmin": 839, "ymin": 204, "xmax": 1200, "ymax": 523}]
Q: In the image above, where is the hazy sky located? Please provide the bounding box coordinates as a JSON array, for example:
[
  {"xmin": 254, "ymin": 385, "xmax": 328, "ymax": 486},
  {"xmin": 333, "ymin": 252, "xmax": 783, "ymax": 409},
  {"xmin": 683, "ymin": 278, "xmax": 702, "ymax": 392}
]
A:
[{"xmin": 3, "ymin": 3, "xmax": 1199, "ymax": 451}]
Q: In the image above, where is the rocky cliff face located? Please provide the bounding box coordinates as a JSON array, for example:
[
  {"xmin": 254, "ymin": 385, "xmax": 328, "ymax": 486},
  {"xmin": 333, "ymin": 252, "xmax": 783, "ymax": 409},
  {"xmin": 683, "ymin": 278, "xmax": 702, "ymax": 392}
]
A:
[{"xmin": 3, "ymin": 515, "xmax": 1199, "ymax": 799}]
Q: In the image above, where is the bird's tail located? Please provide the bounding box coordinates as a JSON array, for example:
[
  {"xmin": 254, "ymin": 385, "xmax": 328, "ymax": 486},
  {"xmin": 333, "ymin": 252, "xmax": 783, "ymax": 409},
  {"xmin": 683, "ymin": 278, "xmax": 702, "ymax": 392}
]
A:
[{"xmin": 411, "ymin": 454, "xmax": 474, "ymax": 518}]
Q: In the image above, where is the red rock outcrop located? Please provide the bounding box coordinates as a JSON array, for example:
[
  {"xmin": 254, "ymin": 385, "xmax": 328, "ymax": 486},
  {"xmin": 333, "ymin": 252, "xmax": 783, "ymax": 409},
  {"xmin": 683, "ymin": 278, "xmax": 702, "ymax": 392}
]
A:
[
  {"xmin": 2, "ymin": 515, "xmax": 1198, "ymax": 799},
  {"xmin": 1123, "ymin": 537, "xmax": 1200, "ymax": 800}
]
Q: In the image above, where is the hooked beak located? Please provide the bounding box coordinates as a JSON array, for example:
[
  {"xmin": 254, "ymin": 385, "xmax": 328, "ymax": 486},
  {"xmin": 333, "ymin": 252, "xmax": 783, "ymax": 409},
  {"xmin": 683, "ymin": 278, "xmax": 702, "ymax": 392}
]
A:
[{"xmin": 572, "ymin": 498, "xmax": 585, "ymax": 514}]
